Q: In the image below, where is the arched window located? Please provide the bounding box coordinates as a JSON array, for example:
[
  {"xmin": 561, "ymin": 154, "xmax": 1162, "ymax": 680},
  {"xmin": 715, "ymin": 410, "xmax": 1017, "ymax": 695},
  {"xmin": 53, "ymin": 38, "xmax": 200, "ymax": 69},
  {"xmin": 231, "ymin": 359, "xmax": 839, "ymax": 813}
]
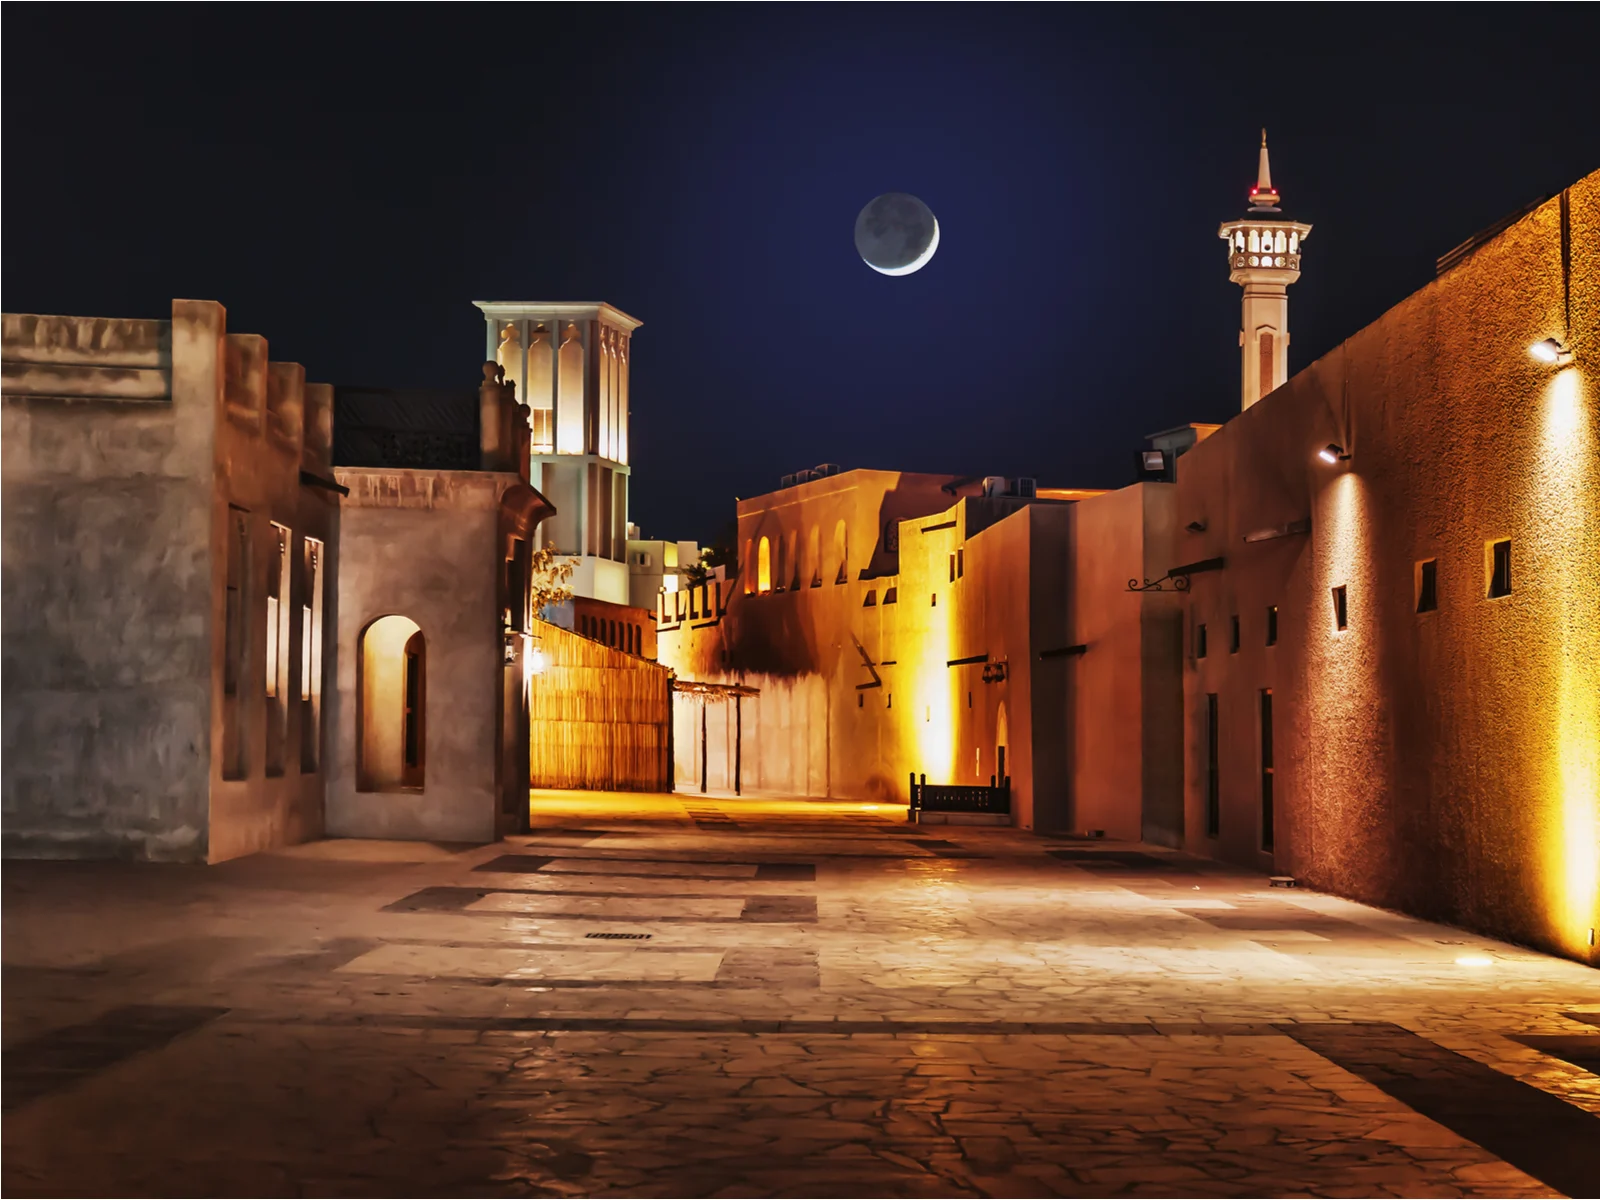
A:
[
  {"xmin": 1247, "ymin": 229, "xmax": 1259, "ymax": 253},
  {"xmin": 833, "ymin": 520, "xmax": 848, "ymax": 584},
  {"xmin": 808, "ymin": 526, "xmax": 821, "ymax": 587},
  {"xmin": 1274, "ymin": 230, "xmax": 1287, "ymax": 253},
  {"xmin": 358, "ymin": 615, "xmax": 425, "ymax": 792},
  {"xmin": 1289, "ymin": 232, "xmax": 1298, "ymax": 254},
  {"xmin": 786, "ymin": 530, "xmax": 800, "ymax": 591},
  {"xmin": 757, "ymin": 537, "xmax": 772, "ymax": 593}
]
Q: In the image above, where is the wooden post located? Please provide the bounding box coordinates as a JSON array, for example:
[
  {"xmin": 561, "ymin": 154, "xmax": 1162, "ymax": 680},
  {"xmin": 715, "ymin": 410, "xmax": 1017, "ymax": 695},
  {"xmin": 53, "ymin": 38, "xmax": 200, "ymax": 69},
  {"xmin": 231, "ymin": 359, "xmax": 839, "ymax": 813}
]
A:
[
  {"xmin": 700, "ymin": 699, "xmax": 708, "ymax": 794},
  {"xmin": 734, "ymin": 695, "xmax": 742, "ymax": 796},
  {"xmin": 665, "ymin": 684, "xmax": 675, "ymax": 793}
]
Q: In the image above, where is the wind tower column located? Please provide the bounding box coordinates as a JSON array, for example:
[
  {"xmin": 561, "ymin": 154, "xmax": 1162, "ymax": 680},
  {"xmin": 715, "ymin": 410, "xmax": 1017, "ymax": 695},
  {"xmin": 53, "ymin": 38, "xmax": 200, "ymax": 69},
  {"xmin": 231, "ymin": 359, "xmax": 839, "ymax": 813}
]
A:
[{"xmin": 1218, "ymin": 131, "xmax": 1313, "ymax": 410}]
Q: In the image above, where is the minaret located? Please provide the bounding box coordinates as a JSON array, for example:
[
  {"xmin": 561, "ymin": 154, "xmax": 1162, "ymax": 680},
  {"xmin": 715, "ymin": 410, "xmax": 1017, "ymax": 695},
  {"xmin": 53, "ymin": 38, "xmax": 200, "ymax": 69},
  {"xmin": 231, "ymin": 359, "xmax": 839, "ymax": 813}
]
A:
[{"xmin": 1219, "ymin": 131, "xmax": 1312, "ymax": 410}]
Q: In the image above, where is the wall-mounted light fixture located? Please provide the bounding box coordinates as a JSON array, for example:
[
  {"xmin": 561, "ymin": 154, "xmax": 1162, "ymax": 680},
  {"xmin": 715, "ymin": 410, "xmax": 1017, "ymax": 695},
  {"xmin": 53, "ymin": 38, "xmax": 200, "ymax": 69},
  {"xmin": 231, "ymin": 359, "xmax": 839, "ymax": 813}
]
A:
[
  {"xmin": 523, "ymin": 634, "xmax": 546, "ymax": 682},
  {"xmin": 1317, "ymin": 443, "xmax": 1350, "ymax": 464},
  {"xmin": 1530, "ymin": 337, "xmax": 1573, "ymax": 365}
]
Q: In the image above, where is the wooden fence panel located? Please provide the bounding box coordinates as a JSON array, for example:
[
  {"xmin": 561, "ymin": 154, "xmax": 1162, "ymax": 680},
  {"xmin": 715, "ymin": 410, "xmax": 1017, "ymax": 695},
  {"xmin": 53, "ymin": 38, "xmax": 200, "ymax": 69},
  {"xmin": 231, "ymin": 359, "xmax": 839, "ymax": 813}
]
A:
[{"xmin": 528, "ymin": 619, "xmax": 672, "ymax": 791}]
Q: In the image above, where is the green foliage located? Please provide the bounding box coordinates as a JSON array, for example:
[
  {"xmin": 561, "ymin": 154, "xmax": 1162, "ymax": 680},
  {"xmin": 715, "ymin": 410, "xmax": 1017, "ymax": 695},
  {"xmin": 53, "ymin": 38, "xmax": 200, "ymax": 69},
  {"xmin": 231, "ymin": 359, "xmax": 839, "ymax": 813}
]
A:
[{"xmin": 529, "ymin": 545, "xmax": 575, "ymax": 615}]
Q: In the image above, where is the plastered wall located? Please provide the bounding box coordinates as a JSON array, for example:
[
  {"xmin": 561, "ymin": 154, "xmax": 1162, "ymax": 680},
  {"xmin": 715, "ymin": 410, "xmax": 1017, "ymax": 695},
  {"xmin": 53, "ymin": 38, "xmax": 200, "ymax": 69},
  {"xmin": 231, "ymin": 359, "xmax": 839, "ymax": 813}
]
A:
[
  {"xmin": 1175, "ymin": 173, "xmax": 1599, "ymax": 964},
  {"xmin": 2, "ymin": 300, "xmax": 338, "ymax": 863},
  {"xmin": 328, "ymin": 469, "xmax": 519, "ymax": 843}
]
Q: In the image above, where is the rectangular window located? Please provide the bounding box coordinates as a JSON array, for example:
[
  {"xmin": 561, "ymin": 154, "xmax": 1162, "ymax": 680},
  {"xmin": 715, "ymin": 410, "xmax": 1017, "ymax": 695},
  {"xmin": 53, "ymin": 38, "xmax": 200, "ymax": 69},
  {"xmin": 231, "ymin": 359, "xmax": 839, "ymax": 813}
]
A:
[
  {"xmin": 265, "ymin": 523, "xmax": 291, "ymax": 777},
  {"xmin": 1265, "ymin": 605, "xmax": 1278, "ymax": 646},
  {"xmin": 265, "ymin": 524, "xmax": 289, "ymax": 699},
  {"xmin": 956, "ymin": 547, "xmax": 964, "ymax": 578},
  {"xmin": 1205, "ymin": 693, "xmax": 1220, "ymax": 838},
  {"xmin": 948, "ymin": 552, "xmax": 956, "ymax": 583},
  {"xmin": 222, "ymin": 507, "xmax": 250, "ymax": 781},
  {"xmin": 1196, "ymin": 623, "xmax": 1208, "ymax": 658},
  {"xmin": 1260, "ymin": 688, "xmax": 1275, "ymax": 851},
  {"xmin": 1488, "ymin": 539, "xmax": 1511, "ymax": 598},
  {"xmin": 1331, "ymin": 585, "xmax": 1348, "ymax": 631},
  {"xmin": 301, "ymin": 604, "xmax": 313, "ymax": 701},
  {"xmin": 224, "ymin": 510, "xmax": 248, "ymax": 698},
  {"xmin": 1416, "ymin": 559, "xmax": 1438, "ymax": 613},
  {"xmin": 300, "ymin": 537, "xmax": 324, "ymax": 772},
  {"xmin": 265, "ymin": 594, "xmax": 280, "ymax": 698},
  {"xmin": 1230, "ymin": 615, "xmax": 1240, "ymax": 654}
]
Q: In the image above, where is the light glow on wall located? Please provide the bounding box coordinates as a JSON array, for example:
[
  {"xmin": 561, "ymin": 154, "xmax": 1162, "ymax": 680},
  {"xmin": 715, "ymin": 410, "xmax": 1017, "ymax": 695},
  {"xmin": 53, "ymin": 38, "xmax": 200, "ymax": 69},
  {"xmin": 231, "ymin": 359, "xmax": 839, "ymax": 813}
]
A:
[
  {"xmin": 1308, "ymin": 469, "xmax": 1381, "ymax": 877},
  {"xmin": 1537, "ymin": 368, "xmax": 1600, "ymax": 959}
]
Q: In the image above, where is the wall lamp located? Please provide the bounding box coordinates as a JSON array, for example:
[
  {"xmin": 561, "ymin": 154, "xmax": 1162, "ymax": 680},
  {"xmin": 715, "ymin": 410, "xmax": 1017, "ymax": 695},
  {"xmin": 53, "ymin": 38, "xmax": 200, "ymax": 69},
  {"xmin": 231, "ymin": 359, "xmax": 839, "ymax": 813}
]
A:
[
  {"xmin": 524, "ymin": 634, "xmax": 547, "ymax": 682},
  {"xmin": 1530, "ymin": 337, "xmax": 1573, "ymax": 365},
  {"xmin": 1317, "ymin": 443, "xmax": 1350, "ymax": 464}
]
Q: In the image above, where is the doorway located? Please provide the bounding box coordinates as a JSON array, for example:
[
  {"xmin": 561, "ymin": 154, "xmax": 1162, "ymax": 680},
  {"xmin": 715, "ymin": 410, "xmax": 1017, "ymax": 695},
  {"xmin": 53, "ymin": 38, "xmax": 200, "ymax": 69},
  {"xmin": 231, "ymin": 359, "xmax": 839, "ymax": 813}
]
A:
[{"xmin": 358, "ymin": 615, "xmax": 425, "ymax": 792}]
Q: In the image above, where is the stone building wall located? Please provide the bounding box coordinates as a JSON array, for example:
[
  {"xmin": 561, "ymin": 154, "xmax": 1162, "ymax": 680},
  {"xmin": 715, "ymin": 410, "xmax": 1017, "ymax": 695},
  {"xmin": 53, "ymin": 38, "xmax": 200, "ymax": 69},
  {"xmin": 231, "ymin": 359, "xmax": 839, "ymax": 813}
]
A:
[
  {"xmin": 1174, "ymin": 172, "xmax": 1599, "ymax": 964},
  {"xmin": 2, "ymin": 300, "xmax": 338, "ymax": 863},
  {"xmin": 327, "ymin": 468, "xmax": 546, "ymax": 843}
]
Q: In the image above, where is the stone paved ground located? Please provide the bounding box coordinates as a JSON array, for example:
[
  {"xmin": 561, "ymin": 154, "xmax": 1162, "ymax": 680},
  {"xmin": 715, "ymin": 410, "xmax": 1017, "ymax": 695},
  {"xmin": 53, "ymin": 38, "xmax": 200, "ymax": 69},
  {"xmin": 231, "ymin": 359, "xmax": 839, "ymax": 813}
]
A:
[{"xmin": 4, "ymin": 791, "xmax": 1598, "ymax": 1197}]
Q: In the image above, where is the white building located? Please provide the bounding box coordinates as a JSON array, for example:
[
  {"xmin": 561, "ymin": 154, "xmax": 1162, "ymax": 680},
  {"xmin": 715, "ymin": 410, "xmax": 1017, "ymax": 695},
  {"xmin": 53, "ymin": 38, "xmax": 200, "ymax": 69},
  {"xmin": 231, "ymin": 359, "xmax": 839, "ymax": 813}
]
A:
[{"xmin": 475, "ymin": 301, "xmax": 641, "ymax": 605}]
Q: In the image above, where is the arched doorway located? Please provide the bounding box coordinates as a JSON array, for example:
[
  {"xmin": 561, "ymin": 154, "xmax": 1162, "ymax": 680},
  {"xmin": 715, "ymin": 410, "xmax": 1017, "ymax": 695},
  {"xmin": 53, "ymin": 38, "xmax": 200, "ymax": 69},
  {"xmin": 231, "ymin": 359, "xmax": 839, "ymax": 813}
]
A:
[{"xmin": 358, "ymin": 615, "xmax": 425, "ymax": 792}]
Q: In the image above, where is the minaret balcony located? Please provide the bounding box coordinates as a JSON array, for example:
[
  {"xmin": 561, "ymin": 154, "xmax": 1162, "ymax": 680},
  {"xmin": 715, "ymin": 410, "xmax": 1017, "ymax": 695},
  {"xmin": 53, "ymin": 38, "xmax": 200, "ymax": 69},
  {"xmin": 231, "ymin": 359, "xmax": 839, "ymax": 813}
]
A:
[{"xmin": 1231, "ymin": 252, "xmax": 1301, "ymax": 271}]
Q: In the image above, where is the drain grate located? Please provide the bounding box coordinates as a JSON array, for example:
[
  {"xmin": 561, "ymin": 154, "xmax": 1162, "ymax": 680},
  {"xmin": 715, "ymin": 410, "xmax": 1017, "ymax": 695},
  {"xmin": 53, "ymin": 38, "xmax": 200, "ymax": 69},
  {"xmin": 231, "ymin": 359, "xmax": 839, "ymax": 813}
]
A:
[{"xmin": 585, "ymin": 932, "xmax": 652, "ymax": 940}]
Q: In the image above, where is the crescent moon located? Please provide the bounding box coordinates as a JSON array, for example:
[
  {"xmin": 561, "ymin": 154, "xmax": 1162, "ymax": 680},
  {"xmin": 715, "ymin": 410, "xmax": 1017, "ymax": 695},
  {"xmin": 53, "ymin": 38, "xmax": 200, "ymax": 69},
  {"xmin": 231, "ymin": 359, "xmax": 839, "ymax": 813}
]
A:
[{"xmin": 867, "ymin": 218, "xmax": 940, "ymax": 277}]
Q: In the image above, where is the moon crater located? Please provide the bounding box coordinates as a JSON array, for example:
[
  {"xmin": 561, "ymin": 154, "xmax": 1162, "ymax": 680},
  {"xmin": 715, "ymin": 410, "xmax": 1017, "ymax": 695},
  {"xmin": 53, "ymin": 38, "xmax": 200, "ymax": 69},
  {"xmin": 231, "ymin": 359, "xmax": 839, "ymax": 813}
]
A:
[{"xmin": 854, "ymin": 193, "xmax": 939, "ymax": 276}]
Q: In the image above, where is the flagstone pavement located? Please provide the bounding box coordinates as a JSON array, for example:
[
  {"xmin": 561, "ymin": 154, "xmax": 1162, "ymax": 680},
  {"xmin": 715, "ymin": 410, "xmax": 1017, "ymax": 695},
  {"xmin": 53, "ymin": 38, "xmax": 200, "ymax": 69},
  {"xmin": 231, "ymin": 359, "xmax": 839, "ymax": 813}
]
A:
[{"xmin": 4, "ymin": 790, "xmax": 1597, "ymax": 1197}]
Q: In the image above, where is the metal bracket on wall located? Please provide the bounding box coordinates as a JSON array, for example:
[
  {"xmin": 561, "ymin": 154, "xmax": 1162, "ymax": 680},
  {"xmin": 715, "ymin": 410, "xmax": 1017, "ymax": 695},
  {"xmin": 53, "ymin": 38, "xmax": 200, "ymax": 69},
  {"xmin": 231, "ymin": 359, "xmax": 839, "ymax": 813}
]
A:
[
  {"xmin": 851, "ymin": 633, "xmax": 883, "ymax": 690},
  {"xmin": 1128, "ymin": 555, "xmax": 1225, "ymax": 593},
  {"xmin": 1127, "ymin": 575, "xmax": 1191, "ymax": 593},
  {"xmin": 1243, "ymin": 517, "xmax": 1311, "ymax": 543},
  {"xmin": 1039, "ymin": 644, "xmax": 1088, "ymax": 659}
]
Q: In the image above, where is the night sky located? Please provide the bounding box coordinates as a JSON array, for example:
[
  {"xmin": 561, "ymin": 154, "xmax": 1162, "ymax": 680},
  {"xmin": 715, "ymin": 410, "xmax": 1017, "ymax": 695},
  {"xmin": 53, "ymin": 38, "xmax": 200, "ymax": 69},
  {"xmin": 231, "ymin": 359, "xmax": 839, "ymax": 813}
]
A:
[{"xmin": 5, "ymin": 6, "xmax": 1596, "ymax": 541}]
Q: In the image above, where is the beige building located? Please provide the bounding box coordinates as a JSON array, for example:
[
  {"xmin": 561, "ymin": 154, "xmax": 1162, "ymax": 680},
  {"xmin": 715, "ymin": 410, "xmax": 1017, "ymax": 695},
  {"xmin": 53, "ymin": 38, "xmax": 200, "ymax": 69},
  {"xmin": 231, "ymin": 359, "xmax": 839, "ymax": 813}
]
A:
[
  {"xmin": 327, "ymin": 456, "xmax": 552, "ymax": 844},
  {"xmin": 657, "ymin": 469, "xmax": 1184, "ymax": 837},
  {"xmin": 1176, "ymin": 171, "xmax": 1598, "ymax": 964},
  {"xmin": 626, "ymin": 535, "xmax": 704, "ymax": 612},
  {"xmin": 2, "ymin": 300, "xmax": 340, "ymax": 862}
]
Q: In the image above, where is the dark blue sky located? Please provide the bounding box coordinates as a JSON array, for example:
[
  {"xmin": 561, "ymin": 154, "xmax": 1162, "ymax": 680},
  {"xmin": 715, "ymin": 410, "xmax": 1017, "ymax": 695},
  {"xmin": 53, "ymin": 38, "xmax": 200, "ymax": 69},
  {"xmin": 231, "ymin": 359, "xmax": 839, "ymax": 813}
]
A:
[{"xmin": 5, "ymin": 6, "xmax": 1597, "ymax": 541}]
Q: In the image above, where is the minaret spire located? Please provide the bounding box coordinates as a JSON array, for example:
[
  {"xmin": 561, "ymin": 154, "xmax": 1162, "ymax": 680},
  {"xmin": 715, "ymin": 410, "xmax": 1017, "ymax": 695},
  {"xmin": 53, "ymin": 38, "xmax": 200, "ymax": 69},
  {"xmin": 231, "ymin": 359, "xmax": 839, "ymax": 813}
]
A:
[
  {"xmin": 1249, "ymin": 129, "xmax": 1280, "ymax": 212},
  {"xmin": 1219, "ymin": 131, "xmax": 1311, "ymax": 410}
]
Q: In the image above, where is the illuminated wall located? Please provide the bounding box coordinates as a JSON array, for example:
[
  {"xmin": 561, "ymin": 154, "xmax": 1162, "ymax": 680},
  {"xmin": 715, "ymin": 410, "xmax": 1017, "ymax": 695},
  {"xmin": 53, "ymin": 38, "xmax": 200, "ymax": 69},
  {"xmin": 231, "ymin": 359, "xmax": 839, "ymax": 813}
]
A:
[
  {"xmin": 656, "ymin": 468, "xmax": 1176, "ymax": 838},
  {"xmin": 1175, "ymin": 171, "xmax": 1599, "ymax": 964}
]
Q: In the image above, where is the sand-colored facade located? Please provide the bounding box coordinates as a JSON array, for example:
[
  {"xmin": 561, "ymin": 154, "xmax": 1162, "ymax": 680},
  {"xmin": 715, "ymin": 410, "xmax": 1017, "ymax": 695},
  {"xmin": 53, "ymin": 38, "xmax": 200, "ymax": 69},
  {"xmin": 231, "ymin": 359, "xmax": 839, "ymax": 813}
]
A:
[
  {"xmin": 1175, "ymin": 173, "xmax": 1598, "ymax": 964},
  {"xmin": 2, "ymin": 300, "xmax": 340, "ymax": 862},
  {"xmin": 658, "ymin": 469, "xmax": 1183, "ymax": 835}
]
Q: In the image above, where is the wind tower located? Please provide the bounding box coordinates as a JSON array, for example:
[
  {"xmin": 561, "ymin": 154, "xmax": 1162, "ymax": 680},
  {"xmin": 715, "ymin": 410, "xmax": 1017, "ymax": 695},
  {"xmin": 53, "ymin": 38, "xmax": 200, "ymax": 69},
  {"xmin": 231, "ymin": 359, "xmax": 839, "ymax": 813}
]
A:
[{"xmin": 1219, "ymin": 131, "xmax": 1312, "ymax": 410}]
